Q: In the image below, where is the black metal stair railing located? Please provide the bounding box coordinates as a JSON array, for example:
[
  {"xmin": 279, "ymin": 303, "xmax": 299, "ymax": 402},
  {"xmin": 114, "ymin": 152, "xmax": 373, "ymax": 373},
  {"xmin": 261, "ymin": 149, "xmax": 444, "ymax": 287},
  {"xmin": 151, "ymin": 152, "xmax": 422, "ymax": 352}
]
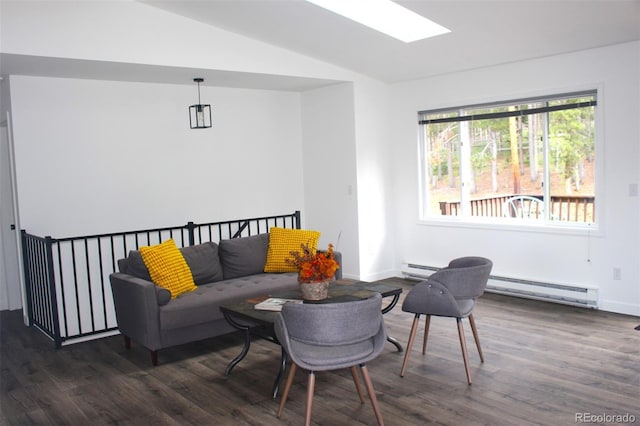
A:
[
  {"xmin": 21, "ymin": 211, "xmax": 301, "ymax": 348},
  {"xmin": 22, "ymin": 233, "xmax": 61, "ymax": 347}
]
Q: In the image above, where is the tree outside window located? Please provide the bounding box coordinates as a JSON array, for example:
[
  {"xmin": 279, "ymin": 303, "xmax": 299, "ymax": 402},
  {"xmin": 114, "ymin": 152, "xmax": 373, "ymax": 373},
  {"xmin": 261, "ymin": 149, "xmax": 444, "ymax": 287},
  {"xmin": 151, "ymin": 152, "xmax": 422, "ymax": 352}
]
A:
[{"xmin": 419, "ymin": 91, "xmax": 597, "ymax": 224}]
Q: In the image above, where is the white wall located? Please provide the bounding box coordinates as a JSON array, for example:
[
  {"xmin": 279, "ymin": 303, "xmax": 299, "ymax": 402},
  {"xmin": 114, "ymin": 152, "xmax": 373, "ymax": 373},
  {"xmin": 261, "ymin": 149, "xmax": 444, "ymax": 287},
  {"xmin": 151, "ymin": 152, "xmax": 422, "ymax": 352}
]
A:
[
  {"xmin": 300, "ymin": 79, "xmax": 396, "ymax": 282},
  {"xmin": 390, "ymin": 41, "xmax": 640, "ymax": 316},
  {"xmin": 0, "ymin": 78, "xmax": 23, "ymax": 311},
  {"xmin": 0, "ymin": 0, "xmax": 370, "ymax": 303},
  {"xmin": 301, "ymin": 83, "xmax": 360, "ymax": 278},
  {"xmin": 9, "ymin": 76, "xmax": 306, "ymax": 237},
  {"xmin": 353, "ymin": 79, "xmax": 396, "ymax": 281}
]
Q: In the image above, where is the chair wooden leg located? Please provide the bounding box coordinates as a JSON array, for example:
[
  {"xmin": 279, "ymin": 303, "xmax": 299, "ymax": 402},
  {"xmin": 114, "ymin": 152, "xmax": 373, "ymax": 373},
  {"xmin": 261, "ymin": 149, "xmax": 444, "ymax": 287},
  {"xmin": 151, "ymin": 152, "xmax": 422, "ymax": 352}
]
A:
[
  {"xmin": 305, "ymin": 371, "xmax": 315, "ymax": 426},
  {"xmin": 360, "ymin": 365, "xmax": 384, "ymax": 426},
  {"xmin": 468, "ymin": 314, "xmax": 484, "ymax": 362},
  {"xmin": 150, "ymin": 350, "xmax": 158, "ymax": 366},
  {"xmin": 351, "ymin": 366, "xmax": 365, "ymax": 404},
  {"xmin": 277, "ymin": 363, "xmax": 298, "ymax": 418},
  {"xmin": 456, "ymin": 318, "xmax": 472, "ymax": 385},
  {"xmin": 123, "ymin": 335, "xmax": 131, "ymax": 350},
  {"xmin": 400, "ymin": 314, "xmax": 420, "ymax": 377},
  {"xmin": 421, "ymin": 315, "xmax": 431, "ymax": 355}
]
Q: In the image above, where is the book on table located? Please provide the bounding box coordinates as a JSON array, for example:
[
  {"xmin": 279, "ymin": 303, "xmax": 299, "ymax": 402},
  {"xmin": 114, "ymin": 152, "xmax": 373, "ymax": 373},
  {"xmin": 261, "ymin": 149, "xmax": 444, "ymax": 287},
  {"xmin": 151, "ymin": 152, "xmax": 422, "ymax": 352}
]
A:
[{"xmin": 254, "ymin": 298, "xmax": 303, "ymax": 311}]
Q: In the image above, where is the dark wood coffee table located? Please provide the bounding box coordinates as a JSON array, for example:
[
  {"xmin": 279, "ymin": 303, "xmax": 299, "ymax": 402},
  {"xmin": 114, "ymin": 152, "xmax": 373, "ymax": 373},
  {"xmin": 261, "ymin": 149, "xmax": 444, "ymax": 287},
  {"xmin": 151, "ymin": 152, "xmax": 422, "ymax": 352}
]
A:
[{"xmin": 220, "ymin": 280, "xmax": 403, "ymax": 398}]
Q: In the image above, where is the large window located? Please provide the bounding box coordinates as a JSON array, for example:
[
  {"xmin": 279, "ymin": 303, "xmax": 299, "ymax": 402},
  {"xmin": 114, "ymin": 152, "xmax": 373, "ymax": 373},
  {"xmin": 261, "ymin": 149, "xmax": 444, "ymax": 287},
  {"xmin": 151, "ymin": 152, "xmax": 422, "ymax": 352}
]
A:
[{"xmin": 419, "ymin": 91, "xmax": 597, "ymax": 226}]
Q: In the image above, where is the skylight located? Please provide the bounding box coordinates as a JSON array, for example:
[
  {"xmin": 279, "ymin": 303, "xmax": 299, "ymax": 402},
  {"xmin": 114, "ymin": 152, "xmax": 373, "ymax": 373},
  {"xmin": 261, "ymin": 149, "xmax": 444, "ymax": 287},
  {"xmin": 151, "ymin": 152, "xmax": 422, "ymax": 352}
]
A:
[{"xmin": 305, "ymin": 0, "xmax": 450, "ymax": 43}]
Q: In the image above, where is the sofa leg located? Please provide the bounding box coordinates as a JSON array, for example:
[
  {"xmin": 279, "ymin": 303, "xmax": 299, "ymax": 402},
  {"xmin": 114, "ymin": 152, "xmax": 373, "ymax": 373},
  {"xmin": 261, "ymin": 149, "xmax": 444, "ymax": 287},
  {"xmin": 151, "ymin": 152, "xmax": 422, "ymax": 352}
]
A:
[
  {"xmin": 124, "ymin": 335, "xmax": 131, "ymax": 350},
  {"xmin": 150, "ymin": 350, "xmax": 158, "ymax": 366}
]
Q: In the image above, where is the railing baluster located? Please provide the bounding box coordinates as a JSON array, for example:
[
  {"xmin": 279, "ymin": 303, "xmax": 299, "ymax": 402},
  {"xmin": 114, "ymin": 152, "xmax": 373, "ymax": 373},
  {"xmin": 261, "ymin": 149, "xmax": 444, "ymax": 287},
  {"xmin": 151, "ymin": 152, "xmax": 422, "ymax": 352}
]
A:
[
  {"xmin": 84, "ymin": 238, "xmax": 96, "ymax": 333},
  {"xmin": 439, "ymin": 195, "xmax": 594, "ymax": 222}
]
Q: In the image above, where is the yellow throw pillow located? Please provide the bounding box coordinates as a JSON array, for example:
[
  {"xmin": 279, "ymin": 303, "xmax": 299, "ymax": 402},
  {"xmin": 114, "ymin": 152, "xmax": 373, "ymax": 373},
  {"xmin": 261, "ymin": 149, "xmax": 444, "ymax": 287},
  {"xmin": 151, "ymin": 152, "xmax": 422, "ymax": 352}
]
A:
[
  {"xmin": 139, "ymin": 239, "xmax": 197, "ymax": 299},
  {"xmin": 264, "ymin": 227, "xmax": 321, "ymax": 273}
]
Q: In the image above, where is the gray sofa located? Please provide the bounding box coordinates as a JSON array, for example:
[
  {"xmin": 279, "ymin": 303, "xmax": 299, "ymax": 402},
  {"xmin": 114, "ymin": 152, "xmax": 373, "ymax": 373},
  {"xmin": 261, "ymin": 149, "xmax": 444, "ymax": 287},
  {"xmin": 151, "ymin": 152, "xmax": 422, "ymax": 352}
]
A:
[{"xmin": 109, "ymin": 233, "xmax": 342, "ymax": 365}]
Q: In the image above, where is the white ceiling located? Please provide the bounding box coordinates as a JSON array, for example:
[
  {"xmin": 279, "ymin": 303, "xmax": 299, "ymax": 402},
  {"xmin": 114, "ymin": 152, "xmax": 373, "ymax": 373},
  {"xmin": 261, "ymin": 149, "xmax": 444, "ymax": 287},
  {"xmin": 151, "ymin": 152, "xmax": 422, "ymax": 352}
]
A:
[
  {"xmin": 2, "ymin": 1, "xmax": 639, "ymax": 90},
  {"xmin": 0, "ymin": 53, "xmax": 342, "ymax": 92},
  {"xmin": 144, "ymin": 0, "xmax": 640, "ymax": 83}
]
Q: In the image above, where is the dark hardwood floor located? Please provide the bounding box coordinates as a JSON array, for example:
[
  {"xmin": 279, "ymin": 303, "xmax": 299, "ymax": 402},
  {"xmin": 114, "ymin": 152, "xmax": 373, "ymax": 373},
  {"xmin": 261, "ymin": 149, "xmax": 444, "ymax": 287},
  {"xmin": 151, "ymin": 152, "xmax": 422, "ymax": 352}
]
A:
[{"xmin": 1, "ymin": 278, "xmax": 639, "ymax": 425}]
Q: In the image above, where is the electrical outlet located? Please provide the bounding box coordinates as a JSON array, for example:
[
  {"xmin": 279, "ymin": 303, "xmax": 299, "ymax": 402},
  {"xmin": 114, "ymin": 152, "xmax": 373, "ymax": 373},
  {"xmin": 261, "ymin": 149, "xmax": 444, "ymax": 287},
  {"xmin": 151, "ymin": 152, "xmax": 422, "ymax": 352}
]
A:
[{"xmin": 613, "ymin": 267, "xmax": 622, "ymax": 280}]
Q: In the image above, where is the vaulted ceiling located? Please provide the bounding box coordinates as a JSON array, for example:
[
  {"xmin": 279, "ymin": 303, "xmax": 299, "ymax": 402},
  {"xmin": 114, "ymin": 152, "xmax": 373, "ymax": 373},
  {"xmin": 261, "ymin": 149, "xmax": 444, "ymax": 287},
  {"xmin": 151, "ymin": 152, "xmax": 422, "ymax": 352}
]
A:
[
  {"xmin": 1, "ymin": 1, "xmax": 639, "ymax": 90},
  {"xmin": 144, "ymin": 0, "xmax": 640, "ymax": 83}
]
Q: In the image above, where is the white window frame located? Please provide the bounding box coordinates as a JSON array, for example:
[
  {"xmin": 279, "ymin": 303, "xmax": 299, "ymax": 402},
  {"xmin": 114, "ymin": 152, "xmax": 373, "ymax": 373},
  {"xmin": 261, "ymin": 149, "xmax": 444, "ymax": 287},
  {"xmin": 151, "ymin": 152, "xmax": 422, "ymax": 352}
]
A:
[{"xmin": 417, "ymin": 90, "xmax": 600, "ymax": 232}]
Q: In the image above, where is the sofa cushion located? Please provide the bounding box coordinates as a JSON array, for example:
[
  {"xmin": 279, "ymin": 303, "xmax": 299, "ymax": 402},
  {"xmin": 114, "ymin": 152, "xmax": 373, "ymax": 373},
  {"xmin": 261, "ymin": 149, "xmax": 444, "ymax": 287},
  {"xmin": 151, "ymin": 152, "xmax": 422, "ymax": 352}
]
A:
[
  {"xmin": 158, "ymin": 272, "xmax": 299, "ymax": 330},
  {"xmin": 139, "ymin": 239, "xmax": 197, "ymax": 299},
  {"xmin": 219, "ymin": 234, "xmax": 269, "ymax": 280},
  {"xmin": 264, "ymin": 227, "xmax": 320, "ymax": 273},
  {"xmin": 180, "ymin": 242, "xmax": 224, "ymax": 285}
]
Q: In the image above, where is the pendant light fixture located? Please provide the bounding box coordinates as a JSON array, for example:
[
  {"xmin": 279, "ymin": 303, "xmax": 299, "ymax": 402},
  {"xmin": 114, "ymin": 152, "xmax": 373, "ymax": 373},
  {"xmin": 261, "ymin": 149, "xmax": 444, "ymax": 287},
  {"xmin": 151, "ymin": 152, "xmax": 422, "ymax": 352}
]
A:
[{"xmin": 189, "ymin": 78, "xmax": 212, "ymax": 129}]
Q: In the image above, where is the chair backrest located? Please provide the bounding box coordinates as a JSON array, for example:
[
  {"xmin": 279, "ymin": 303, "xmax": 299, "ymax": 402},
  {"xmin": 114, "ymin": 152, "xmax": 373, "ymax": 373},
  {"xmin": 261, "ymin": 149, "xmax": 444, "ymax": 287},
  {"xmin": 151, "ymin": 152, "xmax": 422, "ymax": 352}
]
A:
[
  {"xmin": 278, "ymin": 293, "xmax": 383, "ymax": 346},
  {"xmin": 503, "ymin": 195, "xmax": 544, "ymax": 219},
  {"xmin": 430, "ymin": 257, "xmax": 493, "ymax": 299}
]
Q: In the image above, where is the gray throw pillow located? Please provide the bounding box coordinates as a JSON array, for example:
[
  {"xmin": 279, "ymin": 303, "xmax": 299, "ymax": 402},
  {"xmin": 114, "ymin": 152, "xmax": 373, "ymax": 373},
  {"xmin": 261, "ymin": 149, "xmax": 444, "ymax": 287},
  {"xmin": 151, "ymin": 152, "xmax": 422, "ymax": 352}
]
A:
[
  {"xmin": 219, "ymin": 234, "xmax": 269, "ymax": 280},
  {"xmin": 180, "ymin": 242, "xmax": 224, "ymax": 285},
  {"xmin": 119, "ymin": 250, "xmax": 152, "ymax": 282},
  {"xmin": 118, "ymin": 251, "xmax": 171, "ymax": 305}
]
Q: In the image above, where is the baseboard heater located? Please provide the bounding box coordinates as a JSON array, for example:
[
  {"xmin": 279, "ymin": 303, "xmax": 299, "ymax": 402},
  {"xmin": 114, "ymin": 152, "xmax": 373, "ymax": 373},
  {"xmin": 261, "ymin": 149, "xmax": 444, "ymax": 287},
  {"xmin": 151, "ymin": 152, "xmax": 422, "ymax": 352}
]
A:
[{"xmin": 402, "ymin": 263, "xmax": 598, "ymax": 309}]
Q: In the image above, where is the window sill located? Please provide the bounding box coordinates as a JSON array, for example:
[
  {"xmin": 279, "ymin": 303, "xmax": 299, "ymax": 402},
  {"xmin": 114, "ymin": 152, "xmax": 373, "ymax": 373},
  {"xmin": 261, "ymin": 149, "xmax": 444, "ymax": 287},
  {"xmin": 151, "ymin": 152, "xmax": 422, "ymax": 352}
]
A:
[{"xmin": 417, "ymin": 216, "xmax": 601, "ymax": 237}]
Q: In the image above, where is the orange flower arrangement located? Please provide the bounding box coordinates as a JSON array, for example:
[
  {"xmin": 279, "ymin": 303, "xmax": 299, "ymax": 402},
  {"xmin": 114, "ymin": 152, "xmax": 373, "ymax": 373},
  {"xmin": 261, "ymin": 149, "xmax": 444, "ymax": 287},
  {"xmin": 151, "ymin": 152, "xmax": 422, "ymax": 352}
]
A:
[{"xmin": 286, "ymin": 243, "xmax": 339, "ymax": 283}]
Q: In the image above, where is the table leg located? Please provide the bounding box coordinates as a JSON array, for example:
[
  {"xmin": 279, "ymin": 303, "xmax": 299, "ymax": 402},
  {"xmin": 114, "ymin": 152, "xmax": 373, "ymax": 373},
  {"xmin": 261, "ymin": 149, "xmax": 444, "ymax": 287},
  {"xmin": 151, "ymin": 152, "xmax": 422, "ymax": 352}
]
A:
[
  {"xmin": 381, "ymin": 293, "xmax": 404, "ymax": 352},
  {"xmin": 381, "ymin": 293, "xmax": 400, "ymax": 314},
  {"xmin": 387, "ymin": 335, "xmax": 403, "ymax": 352},
  {"xmin": 223, "ymin": 312, "xmax": 252, "ymax": 376},
  {"xmin": 272, "ymin": 347, "xmax": 288, "ymax": 399}
]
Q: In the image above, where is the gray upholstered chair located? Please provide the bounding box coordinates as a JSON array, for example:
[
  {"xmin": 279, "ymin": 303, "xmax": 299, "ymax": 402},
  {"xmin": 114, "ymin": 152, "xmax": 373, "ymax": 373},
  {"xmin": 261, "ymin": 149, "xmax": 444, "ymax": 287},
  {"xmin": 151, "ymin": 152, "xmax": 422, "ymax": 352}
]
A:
[
  {"xmin": 400, "ymin": 257, "xmax": 493, "ymax": 385},
  {"xmin": 275, "ymin": 293, "xmax": 386, "ymax": 426}
]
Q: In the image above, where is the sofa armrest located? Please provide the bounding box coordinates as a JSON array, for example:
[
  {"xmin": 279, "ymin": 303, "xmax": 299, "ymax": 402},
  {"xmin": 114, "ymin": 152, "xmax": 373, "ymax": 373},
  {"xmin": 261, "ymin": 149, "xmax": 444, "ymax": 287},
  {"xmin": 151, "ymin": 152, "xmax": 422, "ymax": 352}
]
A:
[
  {"xmin": 334, "ymin": 251, "xmax": 343, "ymax": 280},
  {"xmin": 109, "ymin": 272, "xmax": 163, "ymax": 351}
]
